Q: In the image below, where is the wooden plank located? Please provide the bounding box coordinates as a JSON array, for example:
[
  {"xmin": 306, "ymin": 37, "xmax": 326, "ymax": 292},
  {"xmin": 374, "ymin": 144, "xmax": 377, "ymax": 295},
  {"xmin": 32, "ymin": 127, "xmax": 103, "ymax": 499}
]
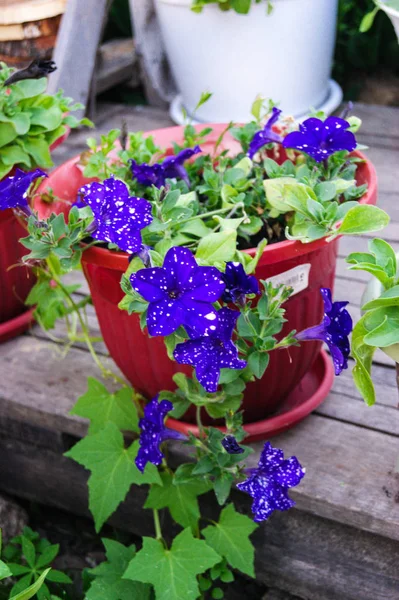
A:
[
  {"xmin": 94, "ymin": 39, "xmax": 139, "ymax": 95},
  {"xmin": 0, "ymin": 429, "xmax": 398, "ymax": 600},
  {"xmin": 128, "ymin": 0, "xmax": 176, "ymax": 106},
  {"xmin": 354, "ymin": 103, "xmax": 399, "ymax": 141},
  {"xmin": 47, "ymin": 0, "xmax": 110, "ymax": 118},
  {"xmin": 1, "ymin": 333, "xmax": 399, "ymax": 541}
]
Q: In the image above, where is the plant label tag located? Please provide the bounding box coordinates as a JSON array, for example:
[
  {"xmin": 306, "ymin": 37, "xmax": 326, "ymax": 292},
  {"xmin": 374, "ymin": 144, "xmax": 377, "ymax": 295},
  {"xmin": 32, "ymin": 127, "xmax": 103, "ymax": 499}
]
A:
[{"xmin": 266, "ymin": 264, "xmax": 311, "ymax": 296}]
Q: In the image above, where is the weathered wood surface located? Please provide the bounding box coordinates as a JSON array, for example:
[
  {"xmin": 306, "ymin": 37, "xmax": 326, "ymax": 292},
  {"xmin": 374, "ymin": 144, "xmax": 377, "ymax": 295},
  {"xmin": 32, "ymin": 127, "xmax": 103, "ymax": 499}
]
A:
[
  {"xmin": 128, "ymin": 0, "xmax": 176, "ymax": 106},
  {"xmin": 94, "ymin": 38, "xmax": 139, "ymax": 95},
  {"xmin": 47, "ymin": 0, "xmax": 111, "ymax": 119},
  {"xmin": 1, "ymin": 102, "xmax": 399, "ymax": 599}
]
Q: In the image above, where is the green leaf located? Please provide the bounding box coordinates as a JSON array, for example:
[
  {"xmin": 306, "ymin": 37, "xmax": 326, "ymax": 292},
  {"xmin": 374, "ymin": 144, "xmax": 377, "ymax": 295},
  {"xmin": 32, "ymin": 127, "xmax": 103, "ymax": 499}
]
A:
[
  {"xmin": 9, "ymin": 568, "xmax": 50, "ymax": 600},
  {"xmin": 0, "ymin": 559, "xmax": 12, "ymax": 581},
  {"xmin": 196, "ymin": 230, "xmax": 237, "ymax": 265},
  {"xmin": 28, "ymin": 106, "xmax": 63, "ymax": 132},
  {"xmin": 0, "ymin": 112, "xmax": 30, "ymax": 135},
  {"xmin": 337, "ymin": 205, "xmax": 389, "ymax": 235},
  {"xmin": 0, "ymin": 144, "xmax": 31, "ymax": 167},
  {"xmin": 202, "ymin": 505, "xmax": 257, "ymax": 577},
  {"xmin": 245, "ymin": 238, "xmax": 267, "ymax": 274},
  {"xmin": 368, "ymin": 238, "xmax": 397, "ymax": 278},
  {"xmin": 123, "ymin": 528, "xmax": 221, "ymax": 600},
  {"xmin": 21, "ymin": 537, "xmax": 35, "ymax": 568},
  {"xmin": 363, "ymin": 307, "xmax": 399, "ymax": 348},
  {"xmin": 35, "ymin": 544, "xmax": 59, "ymax": 568},
  {"xmin": 351, "ymin": 317, "xmax": 376, "ymax": 406},
  {"xmin": 213, "ymin": 472, "xmax": 234, "ymax": 506},
  {"xmin": 144, "ymin": 471, "xmax": 211, "ymax": 531},
  {"xmin": 22, "ymin": 137, "xmax": 53, "ymax": 168},
  {"xmin": 45, "ymin": 569, "xmax": 72, "ymax": 584},
  {"xmin": 65, "ymin": 423, "xmax": 161, "ymax": 531},
  {"xmin": 86, "ymin": 538, "xmax": 151, "ymax": 600},
  {"xmin": 231, "ymin": 0, "xmax": 251, "ymax": 13},
  {"xmin": 247, "ymin": 351, "xmax": 270, "ymax": 379},
  {"xmin": 360, "ymin": 6, "xmax": 379, "ymax": 33},
  {"xmin": 13, "ymin": 78, "xmax": 47, "ymax": 99},
  {"xmin": 362, "ymin": 285, "xmax": 399, "ymax": 310},
  {"xmin": 0, "ymin": 122, "xmax": 18, "ymax": 148},
  {"xmin": 70, "ymin": 377, "xmax": 139, "ymax": 434}
]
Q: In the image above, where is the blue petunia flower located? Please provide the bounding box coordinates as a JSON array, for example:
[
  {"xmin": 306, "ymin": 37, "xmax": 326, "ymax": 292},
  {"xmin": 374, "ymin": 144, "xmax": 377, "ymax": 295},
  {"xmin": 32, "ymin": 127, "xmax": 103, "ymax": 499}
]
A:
[
  {"xmin": 78, "ymin": 177, "xmax": 152, "ymax": 254},
  {"xmin": 222, "ymin": 262, "xmax": 259, "ymax": 304},
  {"xmin": 282, "ymin": 116, "xmax": 356, "ymax": 163},
  {"xmin": 130, "ymin": 161, "xmax": 165, "ymax": 188},
  {"xmin": 0, "ymin": 168, "xmax": 47, "ymax": 213},
  {"xmin": 237, "ymin": 441, "xmax": 305, "ymax": 523},
  {"xmin": 248, "ymin": 108, "xmax": 283, "ymax": 159},
  {"xmin": 173, "ymin": 307, "xmax": 246, "ymax": 393},
  {"xmin": 222, "ymin": 435, "xmax": 244, "ymax": 455},
  {"xmin": 130, "ymin": 146, "xmax": 201, "ymax": 188},
  {"xmin": 135, "ymin": 395, "xmax": 186, "ymax": 472},
  {"xmin": 295, "ymin": 287, "xmax": 352, "ymax": 375},
  {"xmin": 131, "ymin": 246, "xmax": 225, "ymax": 337}
]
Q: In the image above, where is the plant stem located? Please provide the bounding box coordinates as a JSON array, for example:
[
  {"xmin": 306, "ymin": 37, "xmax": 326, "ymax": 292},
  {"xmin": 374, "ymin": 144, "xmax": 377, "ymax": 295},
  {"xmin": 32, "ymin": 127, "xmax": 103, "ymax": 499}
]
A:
[
  {"xmin": 153, "ymin": 509, "xmax": 162, "ymax": 540},
  {"xmin": 196, "ymin": 405, "xmax": 204, "ymax": 438},
  {"xmin": 47, "ymin": 266, "xmax": 126, "ymax": 387},
  {"xmin": 177, "ymin": 204, "xmax": 240, "ymax": 226}
]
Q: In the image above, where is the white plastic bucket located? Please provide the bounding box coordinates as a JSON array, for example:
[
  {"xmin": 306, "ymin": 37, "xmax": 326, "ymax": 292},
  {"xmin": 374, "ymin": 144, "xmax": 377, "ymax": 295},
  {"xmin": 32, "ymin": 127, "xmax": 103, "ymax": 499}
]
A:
[{"xmin": 155, "ymin": 0, "xmax": 341, "ymax": 123}]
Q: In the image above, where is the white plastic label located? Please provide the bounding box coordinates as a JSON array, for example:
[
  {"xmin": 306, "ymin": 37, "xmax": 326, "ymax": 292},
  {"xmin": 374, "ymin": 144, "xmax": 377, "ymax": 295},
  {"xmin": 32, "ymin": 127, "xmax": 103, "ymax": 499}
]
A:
[{"xmin": 266, "ymin": 264, "xmax": 311, "ymax": 296}]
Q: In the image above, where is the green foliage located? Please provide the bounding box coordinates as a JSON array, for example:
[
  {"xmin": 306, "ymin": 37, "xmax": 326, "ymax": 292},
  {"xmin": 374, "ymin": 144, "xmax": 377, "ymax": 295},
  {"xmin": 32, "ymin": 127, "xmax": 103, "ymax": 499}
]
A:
[
  {"xmin": 65, "ymin": 423, "xmax": 162, "ymax": 531},
  {"xmin": 0, "ymin": 62, "xmax": 92, "ymax": 178},
  {"xmin": 190, "ymin": 0, "xmax": 272, "ymax": 15},
  {"xmin": 202, "ymin": 504, "xmax": 257, "ymax": 577},
  {"xmin": 123, "ymin": 528, "xmax": 221, "ymax": 600},
  {"xmin": 20, "ymin": 206, "xmax": 94, "ymax": 268},
  {"xmin": 145, "ymin": 470, "xmax": 211, "ymax": 531},
  {"xmin": 70, "ymin": 377, "xmax": 139, "ymax": 434},
  {"xmin": 347, "ymin": 237, "xmax": 397, "ymax": 289},
  {"xmin": 86, "ymin": 538, "xmax": 152, "ymax": 600},
  {"xmin": 2, "ymin": 527, "xmax": 71, "ymax": 600},
  {"xmin": 347, "ymin": 239, "xmax": 399, "ymax": 404}
]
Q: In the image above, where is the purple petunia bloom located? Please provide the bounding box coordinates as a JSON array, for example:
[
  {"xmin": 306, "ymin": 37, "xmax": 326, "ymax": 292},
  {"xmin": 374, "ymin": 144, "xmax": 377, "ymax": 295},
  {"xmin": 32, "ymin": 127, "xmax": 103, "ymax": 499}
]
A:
[
  {"xmin": 237, "ymin": 441, "xmax": 305, "ymax": 523},
  {"xmin": 222, "ymin": 262, "xmax": 259, "ymax": 305},
  {"xmin": 295, "ymin": 288, "xmax": 352, "ymax": 375},
  {"xmin": 130, "ymin": 146, "xmax": 201, "ymax": 188},
  {"xmin": 135, "ymin": 395, "xmax": 186, "ymax": 472},
  {"xmin": 78, "ymin": 177, "xmax": 152, "ymax": 254},
  {"xmin": 131, "ymin": 246, "xmax": 225, "ymax": 337},
  {"xmin": 173, "ymin": 307, "xmax": 246, "ymax": 393},
  {"xmin": 282, "ymin": 116, "xmax": 357, "ymax": 163},
  {"xmin": 0, "ymin": 168, "xmax": 47, "ymax": 214},
  {"xmin": 222, "ymin": 435, "xmax": 244, "ymax": 455},
  {"xmin": 130, "ymin": 161, "xmax": 165, "ymax": 188},
  {"xmin": 248, "ymin": 108, "xmax": 283, "ymax": 159}
]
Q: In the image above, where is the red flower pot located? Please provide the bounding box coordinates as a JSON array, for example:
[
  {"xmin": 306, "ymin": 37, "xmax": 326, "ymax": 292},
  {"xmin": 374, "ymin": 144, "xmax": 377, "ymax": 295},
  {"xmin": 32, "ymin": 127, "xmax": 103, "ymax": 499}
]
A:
[
  {"xmin": 36, "ymin": 125, "xmax": 378, "ymax": 424},
  {"xmin": 0, "ymin": 131, "xmax": 70, "ymax": 342}
]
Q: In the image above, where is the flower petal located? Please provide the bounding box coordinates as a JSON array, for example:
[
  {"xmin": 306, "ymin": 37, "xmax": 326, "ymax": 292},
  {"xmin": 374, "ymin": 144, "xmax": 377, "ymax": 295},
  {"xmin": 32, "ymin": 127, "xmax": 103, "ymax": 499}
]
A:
[
  {"xmin": 147, "ymin": 297, "xmax": 184, "ymax": 336},
  {"xmin": 163, "ymin": 246, "xmax": 197, "ymax": 290},
  {"xmin": 185, "ymin": 266, "xmax": 226, "ymax": 302},
  {"xmin": 131, "ymin": 268, "xmax": 169, "ymax": 302},
  {"xmin": 273, "ymin": 456, "xmax": 305, "ymax": 488}
]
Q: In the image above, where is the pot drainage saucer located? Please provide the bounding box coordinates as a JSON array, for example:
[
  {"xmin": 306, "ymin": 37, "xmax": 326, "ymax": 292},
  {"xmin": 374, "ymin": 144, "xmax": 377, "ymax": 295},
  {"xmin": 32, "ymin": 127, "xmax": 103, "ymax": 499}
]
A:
[
  {"xmin": 0, "ymin": 307, "xmax": 35, "ymax": 344},
  {"xmin": 166, "ymin": 349, "xmax": 334, "ymax": 443},
  {"xmin": 169, "ymin": 80, "xmax": 343, "ymax": 126}
]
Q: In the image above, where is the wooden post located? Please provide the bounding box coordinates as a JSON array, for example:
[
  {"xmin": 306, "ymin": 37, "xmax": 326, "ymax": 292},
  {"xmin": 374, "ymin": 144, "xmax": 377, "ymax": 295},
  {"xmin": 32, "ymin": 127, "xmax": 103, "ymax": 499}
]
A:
[
  {"xmin": 128, "ymin": 0, "xmax": 176, "ymax": 107},
  {"xmin": 46, "ymin": 0, "xmax": 111, "ymax": 119}
]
